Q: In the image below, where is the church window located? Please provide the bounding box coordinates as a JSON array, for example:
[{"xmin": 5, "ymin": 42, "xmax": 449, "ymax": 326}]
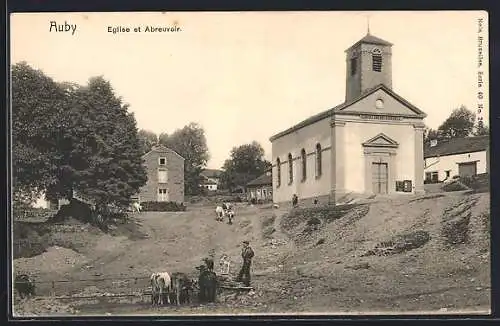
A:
[
  {"xmin": 301, "ymin": 149, "xmax": 307, "ymax": 181},
  {"xmin": 350, "ymin": 57, "xmax": 357, "ymax": 76},
  {"xmin": 288, "ymin": 153, "xmax": 293, "ymax": 184},
  {"xmin": 316, "ymin": 143, "xmax": 322, "ymax": 178},
  {"xmin": 372, "ymin": 53, "xmax": 382, "ymax": 72},
  {"xmin": 276, "ymin": 158, "xmax": 281, "ymax": 187}
]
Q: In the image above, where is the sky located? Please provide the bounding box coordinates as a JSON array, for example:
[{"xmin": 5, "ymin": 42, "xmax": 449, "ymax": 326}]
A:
[{"xmin": 10, "ymin": 11, "xmax": 489, "ymax": 169}]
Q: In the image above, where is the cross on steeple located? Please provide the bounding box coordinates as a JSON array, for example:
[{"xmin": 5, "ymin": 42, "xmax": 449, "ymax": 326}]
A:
[{"xmin": 366, "ymin": 15, "xmax": 371, "ymax": 35}]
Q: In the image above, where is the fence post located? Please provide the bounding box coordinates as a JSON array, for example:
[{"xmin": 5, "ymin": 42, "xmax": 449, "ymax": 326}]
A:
[{"xmin": 51, "ymin": 281, "xmax": 55, "ymax": 297}]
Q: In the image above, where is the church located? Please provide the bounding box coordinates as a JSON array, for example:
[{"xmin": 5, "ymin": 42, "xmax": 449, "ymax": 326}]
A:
[{"xmin": 269, "ymin": 32, "xmax": 427, "ymax": 204}]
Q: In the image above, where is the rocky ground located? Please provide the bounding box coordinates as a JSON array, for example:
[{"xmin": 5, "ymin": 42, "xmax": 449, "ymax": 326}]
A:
[{"xmin": 12, "ymin": 190, "xmax": 491, "ymax": 316}]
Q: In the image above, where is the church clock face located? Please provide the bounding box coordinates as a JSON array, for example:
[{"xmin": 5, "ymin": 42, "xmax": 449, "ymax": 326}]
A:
[{"xmin": 375, "ymin": 99, "xmax": 384, "ymax": 109}]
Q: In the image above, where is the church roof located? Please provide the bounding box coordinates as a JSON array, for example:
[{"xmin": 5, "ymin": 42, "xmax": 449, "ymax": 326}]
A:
[
  {"xmin": 269, "ymin": 84, "xmax": 426, "ymax": 142},
  {"xmin": 424, "ymin": 135, "xmax": 489, "ymax": 159},
  {"xmin": 346, "ymin": 33, "xmax": 393, "ymax": 51}
]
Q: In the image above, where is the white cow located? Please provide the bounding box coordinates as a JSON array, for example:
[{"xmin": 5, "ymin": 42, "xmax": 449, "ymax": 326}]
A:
[
  {"xmin": 150, "ymin": 272, "xmax": 172, "ymax": 305},
  {"xmin": 131, "ymin": 202, "xmax": 142, "ymax": 213},
  {"xmin": 215, "ymin": 206, "xmax": 225, "ymax": 222}
]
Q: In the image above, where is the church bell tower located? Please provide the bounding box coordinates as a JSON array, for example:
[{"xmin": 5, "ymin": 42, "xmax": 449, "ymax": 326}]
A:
[{"xmin": 345, "ymin": 32, "xmax": 393, "ymax": 102}]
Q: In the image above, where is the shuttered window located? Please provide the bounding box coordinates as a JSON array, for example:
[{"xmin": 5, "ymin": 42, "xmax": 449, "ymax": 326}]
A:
[
  {"xmin": 158, "ymin": 169, "xmax": 167, "ymax": 183},
  {"xmin": 372, "ymin": 54, "xmax": 382, "ymax": 72}
]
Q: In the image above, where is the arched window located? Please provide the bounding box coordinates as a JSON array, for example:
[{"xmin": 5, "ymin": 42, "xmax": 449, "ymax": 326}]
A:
[
  {"xmin": 301, "ymin": 149, "xmax": 307, "ymax": 181},
  {"xmin": 288, "ymin": 153, "xmax": 293, "ymax": 184},
  {"xmin": 276, "ymin": 158, "xmax": 281, "ymax": 187},
  {"xmin": 316, "ymin": 143, "xmax": 322, "ymax": 178}
]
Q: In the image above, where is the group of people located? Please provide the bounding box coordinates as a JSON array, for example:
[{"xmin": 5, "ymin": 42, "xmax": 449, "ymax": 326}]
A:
[{"xmin": 202, "ymin": 240, "xmax": 255, "ymax": 290}]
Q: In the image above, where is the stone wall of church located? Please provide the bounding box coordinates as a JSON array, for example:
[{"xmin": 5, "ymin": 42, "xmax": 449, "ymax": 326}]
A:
[{"xmin": 271, "ymin": 117, "xmax": 332, "ymax": 204}]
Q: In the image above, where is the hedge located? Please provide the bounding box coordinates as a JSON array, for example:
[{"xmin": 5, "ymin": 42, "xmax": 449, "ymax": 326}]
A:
[{"xmin": 141, "ymin": 201, "xmax": 186, "ymax": 212}]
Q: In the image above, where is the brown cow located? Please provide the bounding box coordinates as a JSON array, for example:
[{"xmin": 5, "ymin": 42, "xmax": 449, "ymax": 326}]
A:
[{"xmin": 170, "ymin": 272, "xmax": 193, "ymax": 305}]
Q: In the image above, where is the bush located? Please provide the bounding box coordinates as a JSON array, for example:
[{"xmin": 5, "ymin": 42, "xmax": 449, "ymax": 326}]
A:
[
  {"xmin": 141, "ymin": 201, "xmax": 186, "ymax": 212},
  {"xmin": 442, "ymin": 180, "xmax": 469, "ymax": 192}
]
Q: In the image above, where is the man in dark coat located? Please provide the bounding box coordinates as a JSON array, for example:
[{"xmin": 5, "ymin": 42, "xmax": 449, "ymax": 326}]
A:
[
  {"xmin": 292, "ymin": 194, "xmax": 298, "ymax": 207},
  {"xmin": 203, "ymin": 257, "xmax": 214, "ymax": 272},
  {"xmin": 236, "ymin": 240, "xmax": 254, "ymax": 286}
]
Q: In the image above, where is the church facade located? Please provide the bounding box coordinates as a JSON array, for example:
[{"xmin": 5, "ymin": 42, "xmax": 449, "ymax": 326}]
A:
[{"xmin": 269, "ymin": 33, "xmax": 427, "ymax": 204}]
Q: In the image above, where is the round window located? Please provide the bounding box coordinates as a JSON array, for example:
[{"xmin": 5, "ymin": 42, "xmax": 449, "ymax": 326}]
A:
[{"xmin": 375, "ymin": 99, "xmax": 384, "ymax": 109}]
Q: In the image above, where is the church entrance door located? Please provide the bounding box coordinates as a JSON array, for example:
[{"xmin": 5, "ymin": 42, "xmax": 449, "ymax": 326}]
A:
[{"xmin": 371, "ymin": 162, "xmax": 388, "ymax": 194}]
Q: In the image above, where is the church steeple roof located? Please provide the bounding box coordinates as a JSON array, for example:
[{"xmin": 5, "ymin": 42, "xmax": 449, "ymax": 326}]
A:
[{"xmin": 345, "ymin": 33, "xmax": 393, "ymax": 52}]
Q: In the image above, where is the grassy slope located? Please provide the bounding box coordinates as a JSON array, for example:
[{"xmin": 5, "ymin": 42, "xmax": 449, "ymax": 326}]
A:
[{"xmin": 13, "ymin": 191, "xmax": 490, "ymax": 315}]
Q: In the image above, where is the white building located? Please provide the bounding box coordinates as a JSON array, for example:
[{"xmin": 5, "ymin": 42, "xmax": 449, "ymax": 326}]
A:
[
  {"xmin": 423, "ymin": 135, "xmax": 489, "ymax": 183},
  {"xmin": 200, "ymin": 169, "xmax": 222, "ymax": 191}
]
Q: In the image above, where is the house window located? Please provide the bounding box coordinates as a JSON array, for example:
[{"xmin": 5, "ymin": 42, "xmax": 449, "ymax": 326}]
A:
[
  {"xmin": 288, "ymin": 153, "xmax": 293, "ymax": 184},
  {"xmin": 372, "ymin": 54, "xmax": 382, "ymax": 72},
  {"xmin": 159, "ymin": 157, "xmax": 166, "ymax": 166},
  {"xmin": 445, "ymin": 170, "xmax": 451, "ymax": 178},
  {"xmin": 425, "ymin": 171, "xmax": 439, "ymax": 183},
  {"xmin": 350, "ymin": 57, "xmax": 357, "ymax": 76},
  {"xmin": 158, "ymin": 169, "xmax": 167, "ymax": 183},
  {"xmin": 315, "ymin": 143, "xmax": 322, "ymax": 178},
  {"xmin": 158, "ymin": 188, "xmax": 168, "ymax": 202},
  {"xmin": 301, "ymin": 149, "xmax": 307, "ymax": 181},
  {"xmin": 276, "ymin": 158, "xmax": 281, "ymax": 187}
]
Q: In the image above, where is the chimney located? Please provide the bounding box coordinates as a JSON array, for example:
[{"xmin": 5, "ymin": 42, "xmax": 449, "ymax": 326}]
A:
[{"xmin": 430, "ymin": 139, "xmax": 438, "ymax": 147}]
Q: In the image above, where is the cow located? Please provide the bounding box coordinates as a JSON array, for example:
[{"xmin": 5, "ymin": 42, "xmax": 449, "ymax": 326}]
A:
[
  {"xmin": 219, "ymin": 254, "xmax": 231, "ymax": 275},
  {"xmin": 222, "ymin": 202, "xmax": 233, "ymax": 211},
  {"xmin": 215, "ymin": 206, "xmax": 225, "ymax": 222},
  {"xmin": 196, "ymin": 265, "xmax": 217, "ymax": 303},
  {"xmin": 170, "ymin": 272, "xmax": 194, "ymax": 305},
  {"xmin": 150, "ymin": 272, "xmax": 172, "ymax": 305},
  {"xmin": 226, "ymin": 210, "xmax": 235, "ymax": 225},
  {"xmin": 14, "ymin": 274, "xmax": 35, "ymax": 299},
  {"xmin": 131, "ymin": 202, "xmax": 142, "ymax": 213}
]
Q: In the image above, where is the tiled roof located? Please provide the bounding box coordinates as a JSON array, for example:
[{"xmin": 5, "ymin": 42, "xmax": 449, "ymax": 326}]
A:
[
  {"xmin": 201, "ymin": 169, "xmax": 222, "ymax": 178},
  {"xmin": 246, "ymin": 172, "xmax": 272, "ymax": 187},
  {"xmin": 143, "ymin": 144, "xmax": 184, "ymax": 160},
  {"xmin": 269, "ymin": 84, "xmax": 426, "ymax": 142},
  {"xmin": 424, "ymin": 135, "xmax": 489, "ymax": 158},
  {"xmin": 346, "ymin": 33, "xmax": 393, "ymax": 51}
]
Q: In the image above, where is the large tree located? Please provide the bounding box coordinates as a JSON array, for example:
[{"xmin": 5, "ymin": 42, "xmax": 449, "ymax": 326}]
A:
[
  {"xmin": 11, "ymin": 62, "xmax": 68, "ymax": 205},
  {"xmin": 137, "ymin": 129, "xmax": 158, "ymax": 155},
  {"xmin": 45, "ymin": 76, "xmax": 147, "ymax": 209},
  {"xmin": 160, "ymin": 123, "xmax": 209, "ymax": 195},
  {"xmin": 220, "ymin": 141, "xmax": 272, "ymax": 191},
  {"xmin": 437, "ymin": 105, "xmax": 476, "ymax": 139}
]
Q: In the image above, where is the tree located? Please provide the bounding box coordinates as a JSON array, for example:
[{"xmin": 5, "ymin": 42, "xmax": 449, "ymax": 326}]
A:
[
  {"xmin": 160, "ymin": 123, "xmax": 210, "ymax": 195},
  {"xmin": 474, "ymin": 121, "xmax": 489, "ymax": 136},
  {"xmin": 437, "ymin": 105, "xmax": 475, "ymax": 139},
  {"xmin": 137, "ymin": 129, "xmax": 158, "ymax": 155},
  {"xmin": 11, "ymin": 62, "xmax": 68, "ymax": 205},
  {"xmin": 46, "ymin": 76, "xmax": 147, "ymax": 209},
  {"xmin": 220, "ymin": 141, "xmax": 272, "ymax": 191},
  {"xmin": 158, "ymin": 132, "xmax": 169, "ymax": 145}
]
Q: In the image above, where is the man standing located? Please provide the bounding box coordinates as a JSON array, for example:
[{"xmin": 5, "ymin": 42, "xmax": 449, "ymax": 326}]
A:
[
  {"xmin": 203, "ymin": 257, "xmax": 214, "ymax": 272},
  {"xmin": 236, "ymin": 240, "xmax": 254, "ymax": 286}
]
